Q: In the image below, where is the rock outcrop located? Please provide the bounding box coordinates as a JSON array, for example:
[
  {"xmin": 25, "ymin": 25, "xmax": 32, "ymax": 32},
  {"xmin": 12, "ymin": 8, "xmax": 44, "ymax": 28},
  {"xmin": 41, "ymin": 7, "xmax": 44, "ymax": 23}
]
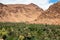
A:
[
  {"xmin": 0, "ymin": 3, "xmax": 43, "ymax": 22},
  {"xmin": 33, "ymin": 2, "xmax": 60, "ymax": 25},
  {"xmin": 0, "ymin": 2, "xmax": 60, "ymax": 25}
]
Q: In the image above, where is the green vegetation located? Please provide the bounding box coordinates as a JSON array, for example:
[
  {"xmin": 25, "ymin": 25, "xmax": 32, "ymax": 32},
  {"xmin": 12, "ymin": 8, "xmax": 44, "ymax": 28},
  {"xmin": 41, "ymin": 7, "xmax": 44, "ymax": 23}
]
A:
[{"xmin": 0, "ymin": 22, "xmax": 60, "ymax": 40}]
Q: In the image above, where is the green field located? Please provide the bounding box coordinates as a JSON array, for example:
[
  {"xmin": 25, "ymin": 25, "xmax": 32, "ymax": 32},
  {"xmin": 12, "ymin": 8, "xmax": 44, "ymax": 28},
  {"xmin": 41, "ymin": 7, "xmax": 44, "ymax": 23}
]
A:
[{"xmin": 0, "ymin": 22, "xmax": 60, "ymax": 40}]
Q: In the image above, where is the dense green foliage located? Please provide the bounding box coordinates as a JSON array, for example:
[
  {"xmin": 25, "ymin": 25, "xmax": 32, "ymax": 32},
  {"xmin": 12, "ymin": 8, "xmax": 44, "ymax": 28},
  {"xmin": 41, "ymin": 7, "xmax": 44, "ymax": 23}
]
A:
[{"xmin": 0, "ymin": 22, "xmax": 60, "ymax": 40}]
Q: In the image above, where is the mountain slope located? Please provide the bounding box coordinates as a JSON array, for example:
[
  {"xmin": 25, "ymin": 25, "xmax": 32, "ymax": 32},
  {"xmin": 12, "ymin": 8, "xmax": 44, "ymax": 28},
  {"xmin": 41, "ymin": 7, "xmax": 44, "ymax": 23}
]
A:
[
  {"xmin": 0, "ymin": 3, "xmax": 43, "ymax": 22},
  {"xmin": 33, "ymin": 2, "xmax": 60, "ymax": 25},
  {"xmin": 0, "ymin": 2, "xmax": 60, "ymax": 25}
]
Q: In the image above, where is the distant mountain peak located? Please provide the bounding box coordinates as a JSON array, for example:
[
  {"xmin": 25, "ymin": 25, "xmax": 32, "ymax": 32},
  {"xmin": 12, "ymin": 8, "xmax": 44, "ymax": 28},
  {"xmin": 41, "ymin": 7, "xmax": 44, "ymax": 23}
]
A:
[
  {"xmin": 0, "ymin": 3, "xmax": 4, "ymax": 6},
  {"xmin": 29, "ymin": 3, "xmax": 36, "ymax": 6},
  {"xmin": 33, "ymin": 2, "xmax": 60, "ymax": 25}
]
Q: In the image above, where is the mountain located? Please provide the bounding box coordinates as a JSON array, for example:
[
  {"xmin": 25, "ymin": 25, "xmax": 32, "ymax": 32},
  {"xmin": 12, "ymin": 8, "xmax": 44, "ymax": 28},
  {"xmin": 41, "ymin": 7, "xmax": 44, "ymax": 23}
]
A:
[
  {"xmin": 0, "ymin": 3, "xmax": 43, "ymax": 22},
  {"xmin": 0, "ymin": 2, "xmax": 60, "ymax": 25},
  {"xmin": 33, "ymin": 2, "xmax": 60, "ymax": 25},
  {"xmin": 43, "ymin": 2, "xmax": 60, "ymax": 18}
]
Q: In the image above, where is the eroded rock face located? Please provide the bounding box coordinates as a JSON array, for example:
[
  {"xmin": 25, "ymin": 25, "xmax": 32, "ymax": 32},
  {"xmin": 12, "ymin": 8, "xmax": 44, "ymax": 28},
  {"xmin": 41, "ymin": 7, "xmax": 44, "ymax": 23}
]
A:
[
  {"xmin": 0, "ymin": 2, "xmax": 60, "ymax": 25},
  {"xmin": 33, "ymin": 2, "xmax": 60, "ymax": 25},
  {"xmin": 36, "ymin": 2, "xmax": 60, "ymax": 19},
  {"xmin": 0, "ymin": 3, "xmax": 43, "ymax": 22},
  {"xmin": 45, "ymin": 2, "xmax": 60, "ymax": 18}
]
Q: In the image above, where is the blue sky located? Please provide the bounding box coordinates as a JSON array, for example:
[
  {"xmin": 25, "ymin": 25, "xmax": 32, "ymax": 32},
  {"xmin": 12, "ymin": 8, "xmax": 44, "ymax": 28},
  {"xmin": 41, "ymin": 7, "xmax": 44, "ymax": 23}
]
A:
[
  {"xmin": 0, "ymin": 0, "xmax": 59, "ymax": 10},
  {"xmin": 49, "ymin": 0, "xmax": 58, "ymax": 3}
]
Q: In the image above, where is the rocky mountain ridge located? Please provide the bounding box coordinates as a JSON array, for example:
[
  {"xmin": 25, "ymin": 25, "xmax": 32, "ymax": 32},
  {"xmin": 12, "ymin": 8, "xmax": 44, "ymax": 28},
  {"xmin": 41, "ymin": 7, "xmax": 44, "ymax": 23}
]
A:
[
  {"xmin": 33, "ymin": 2, "xmax": 60, "ymax": 25},
  {"xmin": 0, "ymin": 2, "xmax": 60, "ymax": 25},
  {"xmin": 0, "ymin": 3, "xmax": 43, "ymax": 22}
]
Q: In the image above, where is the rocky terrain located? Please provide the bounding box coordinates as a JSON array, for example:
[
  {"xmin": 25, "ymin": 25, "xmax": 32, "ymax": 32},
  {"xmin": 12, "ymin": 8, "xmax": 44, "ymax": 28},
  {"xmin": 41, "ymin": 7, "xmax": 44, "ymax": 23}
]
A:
[
  {"xmin": 33, "ymin": 2, "xmax": 60, "ymax": 25},
  {"xmin": 0, "ymin": 2, "xmax": 60, "ymax": 25},
  {"xmin": 0, "ymin": 3, "xmax": 43, "ymax": 22}
]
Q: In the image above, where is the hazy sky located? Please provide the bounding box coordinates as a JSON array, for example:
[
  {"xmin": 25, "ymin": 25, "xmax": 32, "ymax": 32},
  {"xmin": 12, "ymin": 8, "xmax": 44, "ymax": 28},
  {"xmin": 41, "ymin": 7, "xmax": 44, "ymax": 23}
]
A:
[{"xmin": 0, "ymin": 0, "xmax": 59, "ymax": 10}]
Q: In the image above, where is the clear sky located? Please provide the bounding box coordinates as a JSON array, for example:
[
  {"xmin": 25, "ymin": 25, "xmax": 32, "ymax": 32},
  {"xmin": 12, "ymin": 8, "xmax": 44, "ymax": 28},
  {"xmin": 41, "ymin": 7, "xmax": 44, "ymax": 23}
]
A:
[{"xmin": 0, "ymin": 0, "xmax": 59, "ymax": 10}]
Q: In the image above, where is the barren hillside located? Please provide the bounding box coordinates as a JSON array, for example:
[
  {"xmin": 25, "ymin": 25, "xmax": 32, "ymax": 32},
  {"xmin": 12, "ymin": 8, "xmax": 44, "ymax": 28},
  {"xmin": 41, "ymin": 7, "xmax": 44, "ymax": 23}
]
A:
[
  {"xmin": 33, "ymin": 2, "xmax": 60, "ymax": 25},
  {"xmin": 0, "ymin": 3, "xmax": 43, "ymax": 22},
  {"xmin": 0, "ymin": 2, "xmax": 60, "ymax": 25}
]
